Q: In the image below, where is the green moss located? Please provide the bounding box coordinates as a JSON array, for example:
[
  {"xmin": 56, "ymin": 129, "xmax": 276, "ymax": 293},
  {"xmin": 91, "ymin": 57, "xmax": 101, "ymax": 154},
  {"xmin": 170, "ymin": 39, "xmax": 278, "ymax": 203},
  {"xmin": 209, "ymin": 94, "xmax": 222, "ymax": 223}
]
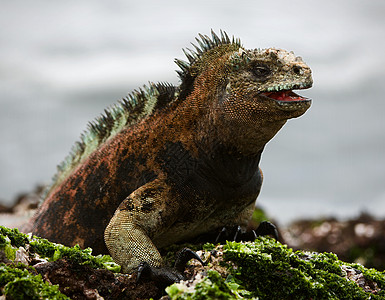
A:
[
  {"xmin": 0, "ymin": 226, "xmax": 122, "ymax": 298},
  {"xmin": 2, "ymin": 226, "xmax": 385, "ymax": 299},
  {"xmin": 223, "ymin": 237, "xmax": 385, "ymax": 299},
  {"xmin": 167, "ymin": 237, "xmax": 385, "ymax": 299},
  {"xmin": 3, "ymin": 244, "xmax": 16, "ymax": 261},
  {"xmin": 166, "ymin": 270, "xmax": 246, "ymax": 299},
  {"xmin": 356, "ymin": 264, "xmax": 385, "ymax": 291},
  {"xmin": 0, "ymin": 264, "xmax": 69, "ymax": 299},
  {"xmin": 202, "ymin": 243, "xmax": 216, "ymax": 251},
  {"xmin": 0, "ymin": 226, "xmax": 120, "ymax": 272},
  {"xmin": 29, "ymin": 236, "xmax": 118, "ymax": 270},
  {"xmin": 0, "ymin": 227, "xmax": 29, "ymax": 248}
]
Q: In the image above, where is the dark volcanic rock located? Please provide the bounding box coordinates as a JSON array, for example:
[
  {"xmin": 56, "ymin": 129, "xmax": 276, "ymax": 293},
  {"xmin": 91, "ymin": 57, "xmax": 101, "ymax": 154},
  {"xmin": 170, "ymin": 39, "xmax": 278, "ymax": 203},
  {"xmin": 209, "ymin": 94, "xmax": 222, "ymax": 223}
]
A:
[
  {"xmin": 34, "ymin": 259, "xmax": 161, "ymax": 300},
  {"xmin": 282, "ymin": 212, "xmax": 385, "ymax": 270}
]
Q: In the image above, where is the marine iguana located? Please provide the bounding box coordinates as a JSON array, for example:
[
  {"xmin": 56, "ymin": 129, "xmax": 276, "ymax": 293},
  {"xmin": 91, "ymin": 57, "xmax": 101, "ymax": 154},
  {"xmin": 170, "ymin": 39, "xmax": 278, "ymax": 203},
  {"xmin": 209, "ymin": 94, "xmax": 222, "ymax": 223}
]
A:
[{"xmin": 24, "ymin": 30, "xmax": 312, "ymax": 277}]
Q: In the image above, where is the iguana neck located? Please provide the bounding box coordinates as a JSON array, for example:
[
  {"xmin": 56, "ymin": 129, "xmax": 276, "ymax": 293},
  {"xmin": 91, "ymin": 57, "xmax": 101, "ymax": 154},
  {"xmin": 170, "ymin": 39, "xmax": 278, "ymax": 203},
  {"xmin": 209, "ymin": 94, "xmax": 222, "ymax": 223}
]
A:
[
  {"xmin": 173, "ymin": 61, "xmax": 289, "ymax": 157},
  {"xmin": 199, "ymin": 145, "xmax": 263, "ymax": 188}
]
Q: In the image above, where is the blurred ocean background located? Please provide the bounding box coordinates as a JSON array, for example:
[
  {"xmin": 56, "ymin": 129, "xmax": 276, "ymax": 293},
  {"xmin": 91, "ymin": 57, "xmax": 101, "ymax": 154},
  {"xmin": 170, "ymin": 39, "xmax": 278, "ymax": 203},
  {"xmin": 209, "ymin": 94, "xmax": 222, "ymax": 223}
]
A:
[{"xmin": 0, "ymin": 0, "xmax": 384, "ymax": 224}]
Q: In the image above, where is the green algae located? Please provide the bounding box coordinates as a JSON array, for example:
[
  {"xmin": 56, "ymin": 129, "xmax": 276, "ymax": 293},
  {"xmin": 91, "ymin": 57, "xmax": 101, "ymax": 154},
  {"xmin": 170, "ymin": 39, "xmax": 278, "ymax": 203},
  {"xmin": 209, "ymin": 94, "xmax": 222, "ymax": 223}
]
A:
[
  {"xmin": 167, "ymin": 237, "xmax": 385, "ymax": 299},
  {"xmin": 223, "ymin": 237, "xmax": 385, "ymax": 299},
  {"xmin": 0, "ymin": 227, "xmax": 29, "ymax": 249},
  {"xmin": 0, "ymin": 226, "xmax": 121, "ymax": 298},
  {"xmin": 0, "ymin": 226, "xmax": 120, "ymax": 272},
  {"xmin": 0, "ymin": 226, "xmax": 120, "ymax": 299},
  {"xmin": 0, "ymin": 264, "xmax": 69, "ymax": 299},
  {"xmin": 2, "ymin": 225, "xmax": 385, "ymax": 299},
  {"xmin": 166, "ymin": 269, "xmax": 249, "ymax": 300}
]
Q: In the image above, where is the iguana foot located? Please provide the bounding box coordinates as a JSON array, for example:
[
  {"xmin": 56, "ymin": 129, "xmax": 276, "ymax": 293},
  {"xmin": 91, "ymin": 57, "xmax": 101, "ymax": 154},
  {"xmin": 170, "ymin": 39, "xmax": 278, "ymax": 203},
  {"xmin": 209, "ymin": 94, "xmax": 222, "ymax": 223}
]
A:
[
  {"xmin": 137, "ymin": 248, "xmax": 204, "ymax": 285},
  {"xmin": 215, "ymin": 221, "xmax": 278, "ymax": 243},
  {"xmin": 137, "ymin": 262, "xmax": 183, "ymax": 286}
]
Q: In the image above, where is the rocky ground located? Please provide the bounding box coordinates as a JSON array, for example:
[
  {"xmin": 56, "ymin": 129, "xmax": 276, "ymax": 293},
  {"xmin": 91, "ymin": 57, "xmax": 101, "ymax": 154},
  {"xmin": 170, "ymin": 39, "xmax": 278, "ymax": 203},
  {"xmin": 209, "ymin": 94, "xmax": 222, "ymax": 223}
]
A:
[
  {"xmin": 2, "ymin": 185, "xmax": 384, "ymax": 271},
  {"xmin": 281, "ymin": 213, "xmax": 385, "ymax": 271},
  {"xmin": 1, "ymin": 227, "xmax": 384, "ymax": 299},
  {"xmin": 0, "ymin": 185, "xmax": 43, "ymax": 229},
  {"xmin": 1, "ymin": 187, "xmax": 385, "ymax": 299}
]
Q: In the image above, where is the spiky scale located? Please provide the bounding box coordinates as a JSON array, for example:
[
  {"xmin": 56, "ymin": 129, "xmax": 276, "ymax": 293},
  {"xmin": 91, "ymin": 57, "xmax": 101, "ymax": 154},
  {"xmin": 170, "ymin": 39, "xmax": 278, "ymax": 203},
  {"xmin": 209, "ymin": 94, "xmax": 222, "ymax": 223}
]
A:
[
  {"xmin": 199, "ymin": 34, "xmax": 211, "ymax": 49},
  {"xmin": 195, "ymin": 36, "xmax": 207, "ymax": 52},
  {"xmin": 174, "ymin": 59, "xmax": 190, "ymax": 72},
  {"xmin": 221, "ymin": 30, "xmax": 230, "ymax": 43},
  {"xmin": 211, "ymin": 30, "xmax": 221, "ymax": 45},
  {"xmin": 183, "ymin": 48, "xmax": 196, "ymax": 62}
]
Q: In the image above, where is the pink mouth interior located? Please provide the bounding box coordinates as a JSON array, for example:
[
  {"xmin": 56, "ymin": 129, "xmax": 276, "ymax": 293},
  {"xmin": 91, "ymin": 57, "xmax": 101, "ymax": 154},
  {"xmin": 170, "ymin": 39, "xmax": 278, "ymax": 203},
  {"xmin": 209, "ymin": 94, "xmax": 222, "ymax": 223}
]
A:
[{"xmin": 262, "ymin": 91, "xmax": 306, "ymax": 102}]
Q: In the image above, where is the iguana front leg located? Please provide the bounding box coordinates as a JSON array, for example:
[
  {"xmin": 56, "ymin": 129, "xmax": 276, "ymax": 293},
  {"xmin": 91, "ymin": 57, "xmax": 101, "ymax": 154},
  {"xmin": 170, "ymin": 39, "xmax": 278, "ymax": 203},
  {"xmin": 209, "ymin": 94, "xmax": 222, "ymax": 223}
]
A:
[{"xmin": 104, "ymin": 179, "xmax": 178, "ymax": 273}]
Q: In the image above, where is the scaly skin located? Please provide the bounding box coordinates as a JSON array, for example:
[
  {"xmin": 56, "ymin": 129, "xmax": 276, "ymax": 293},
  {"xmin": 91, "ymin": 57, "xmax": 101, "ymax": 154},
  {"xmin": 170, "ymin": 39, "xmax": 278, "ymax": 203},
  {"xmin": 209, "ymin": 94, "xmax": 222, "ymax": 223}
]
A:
[{"xmin": 24, "ymin": 31, "xmax": 312, "ymax": 273}]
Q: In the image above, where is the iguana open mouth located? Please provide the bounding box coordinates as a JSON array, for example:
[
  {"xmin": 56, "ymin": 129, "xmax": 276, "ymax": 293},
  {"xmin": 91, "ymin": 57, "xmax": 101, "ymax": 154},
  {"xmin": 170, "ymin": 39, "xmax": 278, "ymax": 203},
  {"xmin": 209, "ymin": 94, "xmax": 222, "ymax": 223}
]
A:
[
  {"xmin": 260, "ymin": 89, "xmax": 311, "ymax": 112},
  {"xmin": 261, "ymin": 90, "xmax": 308, "ymax": 102}
]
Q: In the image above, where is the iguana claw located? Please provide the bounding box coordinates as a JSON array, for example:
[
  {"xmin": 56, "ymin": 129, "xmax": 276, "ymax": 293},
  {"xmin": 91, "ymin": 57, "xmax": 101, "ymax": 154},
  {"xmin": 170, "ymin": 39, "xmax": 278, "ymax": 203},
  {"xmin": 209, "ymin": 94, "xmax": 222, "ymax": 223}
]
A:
[
  {"xmin": 174, "ymin": 247, "xmax": 205, "ymax": 272},
  {"xmin": 137, "ymin": 248, "xmax": 204, "ymax": 285},
  {"xmin": 215, "ymin": 221, "xmax": 278, "ymax": 243},
  {"xmin": 137, "ymin": 262, "xmax": 183, "ymax": 285}
]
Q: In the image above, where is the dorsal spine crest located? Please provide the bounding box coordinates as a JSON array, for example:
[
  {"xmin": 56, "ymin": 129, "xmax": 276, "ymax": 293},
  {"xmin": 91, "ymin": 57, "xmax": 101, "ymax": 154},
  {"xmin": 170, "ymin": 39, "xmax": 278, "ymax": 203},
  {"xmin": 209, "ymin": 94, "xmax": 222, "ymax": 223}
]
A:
[
  {"xmin": 44, "ymin": 30, "xmax": 241, "ymax": 198},
  {"xmin": 175, "ymin": 30, "xmax": 242, "ymax": 81},
  {"xmin": 45, "ymin": 83, "xmax": 176, "ymax": 198}
]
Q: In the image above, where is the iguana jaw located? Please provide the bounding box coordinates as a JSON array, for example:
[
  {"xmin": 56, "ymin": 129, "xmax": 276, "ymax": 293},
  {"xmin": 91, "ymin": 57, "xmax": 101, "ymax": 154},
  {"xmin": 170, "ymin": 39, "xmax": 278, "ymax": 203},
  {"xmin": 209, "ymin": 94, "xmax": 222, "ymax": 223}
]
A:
[{"xmin": 259, "ymin": 86, "xmax": 311, "ymax": 112}]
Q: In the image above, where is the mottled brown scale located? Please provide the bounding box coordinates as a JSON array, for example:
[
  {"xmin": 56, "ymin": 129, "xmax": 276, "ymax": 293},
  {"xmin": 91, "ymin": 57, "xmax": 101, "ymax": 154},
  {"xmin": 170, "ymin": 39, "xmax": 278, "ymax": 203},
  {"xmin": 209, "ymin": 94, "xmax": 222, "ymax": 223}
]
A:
[{"xmin": 23, "ymin": 31, "xmax": 312, "ymax": 273}]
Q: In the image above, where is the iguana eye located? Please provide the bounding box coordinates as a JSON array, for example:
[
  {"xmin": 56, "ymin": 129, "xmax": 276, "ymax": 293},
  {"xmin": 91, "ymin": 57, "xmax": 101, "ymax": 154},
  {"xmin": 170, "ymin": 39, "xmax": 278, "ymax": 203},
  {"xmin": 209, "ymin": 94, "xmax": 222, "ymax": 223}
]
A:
[
  {"xmin": 293, "ymin": 66, "xmax": 303, "ymax": 75},
  {"xmin": 252, "ymin": 64, "xmax": 271, "ymax": 78}
]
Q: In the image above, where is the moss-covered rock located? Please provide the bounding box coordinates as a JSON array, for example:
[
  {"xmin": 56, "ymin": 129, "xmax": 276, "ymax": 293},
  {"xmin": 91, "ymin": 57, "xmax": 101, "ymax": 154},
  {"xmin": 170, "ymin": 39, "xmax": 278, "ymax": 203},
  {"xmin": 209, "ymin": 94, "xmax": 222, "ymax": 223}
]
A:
[
  {"xmin": 0, "ymin": 226, "xmax": 122, "ymax": 299},
  {"xmin": 167, "ymin": 237, "xmax": 385, "ymax": 299},
  {"xmin": 1, "ymin": 225, "xmax": 385, "ymax": 299},
  {"xmin": 282, "ymin": 214, "xmax": 385, "ymax": 271},
  {"xmin": 0, "ymin": 226, "xmax": 120, "ymax": 272},
  {"xmin": 0, "ymin": 264, "xmax": 68, "ymax": 299}
]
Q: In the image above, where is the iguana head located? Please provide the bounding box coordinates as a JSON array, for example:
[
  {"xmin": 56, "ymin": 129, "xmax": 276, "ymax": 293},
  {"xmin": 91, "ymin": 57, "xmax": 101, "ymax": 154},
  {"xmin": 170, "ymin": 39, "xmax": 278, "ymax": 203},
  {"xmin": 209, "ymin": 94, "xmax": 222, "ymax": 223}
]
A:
[
  {"xmin": 224, "ymin": 47, "xmax": 312, "ymax": 121},
  {"xmin": 176, "ymin": 30, "xmax": 313, "ymax": 154}
]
